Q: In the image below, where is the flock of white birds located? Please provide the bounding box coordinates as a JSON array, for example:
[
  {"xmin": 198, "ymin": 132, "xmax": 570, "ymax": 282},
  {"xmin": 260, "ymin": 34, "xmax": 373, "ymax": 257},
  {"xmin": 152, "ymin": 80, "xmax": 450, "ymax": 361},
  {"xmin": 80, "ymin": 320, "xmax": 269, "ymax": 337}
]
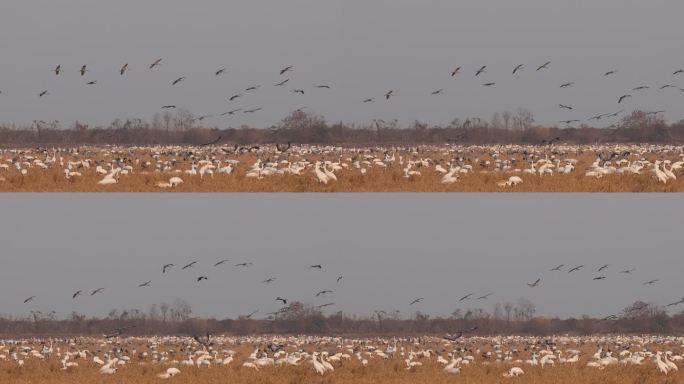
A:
[
  {"xmin": 0, "ymin": 143, "xmax": 682, "ymax": 189},
  {"xmin": 0, "ymin": 335, "xmax": 681, "ymax": 379}
]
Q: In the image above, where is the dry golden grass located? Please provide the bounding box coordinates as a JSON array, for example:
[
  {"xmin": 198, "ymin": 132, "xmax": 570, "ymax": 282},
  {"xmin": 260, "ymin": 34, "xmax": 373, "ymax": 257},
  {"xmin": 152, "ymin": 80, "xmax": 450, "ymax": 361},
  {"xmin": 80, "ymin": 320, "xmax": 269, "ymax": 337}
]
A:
[
  {"xmin": 0, "ymin": 339, "xmax": 681, "ymax": 384},
  {"xmin": 0, "ymin": 148, "xmax": 682, "ymax": 192}
]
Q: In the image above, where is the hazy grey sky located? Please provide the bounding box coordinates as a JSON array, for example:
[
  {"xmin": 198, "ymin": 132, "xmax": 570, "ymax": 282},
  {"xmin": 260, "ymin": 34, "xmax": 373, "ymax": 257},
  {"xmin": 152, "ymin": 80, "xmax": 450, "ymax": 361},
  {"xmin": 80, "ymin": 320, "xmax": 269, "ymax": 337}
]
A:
[
  {"xmin": 0, "ymin": 194, "xmax": 681, "ymax": 320},
  {"xmin": 0, "ymin": 1, "xmax": 683, "ymax": 129}
]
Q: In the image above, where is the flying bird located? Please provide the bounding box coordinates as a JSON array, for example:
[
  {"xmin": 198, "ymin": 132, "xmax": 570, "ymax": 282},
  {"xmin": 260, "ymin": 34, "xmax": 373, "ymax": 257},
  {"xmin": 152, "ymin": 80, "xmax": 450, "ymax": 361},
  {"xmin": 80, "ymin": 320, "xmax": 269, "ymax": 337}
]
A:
[
  {"xmin": 72, "ymin": 290, "xmax": 82, "ymax": 299},
  {"xmin": 309, "ymin": 264, "xmax": 323, "ymax": 269},
  {"xmin": 276, "ymin": 297, "xmax": 287, "ymax": 304},
  {"xmin": 476, "ymin": 293, "xmax": 493, "ymax": 300},
  {"xmin": 385, "ymin": 90, "xmax": 394, "ymax": 100},
  {"xmin": 604, "ymin": 70, "xmax": 618, "ymax": 76},
  {"xmin": 221, "ymin": 109, "xmax": 242, "ymax": 116},
  {"xmin": 618, "ymin": 95, "xmax": 632, "ymax": 104},
  {"xmin": 138, "ymin": 280, "xmax": 152, "ymax": 287},
  {"xmin": 235, "ymin": 262, "xmax": 253, "ymax": 267},
  {"xmin": 215, "ymin": 68, "xmax": 227, "ymax": 76},
  {"xmin": 667, "ymin": 298, "xmax": 684, "ymax": 307},
  {"xmin": 317, "ymin": 303, "xmax": 335, "ymax": 308},
  {"xmin": 512, "ymin": 64, "xmax": 524, "ymax": 75},
  {"xmin": 263, "ymin": 277, "xmax": 277, "ymax": 284},
  {"xmin": 162, "ymin": 263, "xmax": 174, "ymax": 273},
  {"xmin": 337, "ymin": 276, "xmax": 343, "ymax": 283},
  {"xmin": 659, "ymin": 84, "xmax": 674, "ymax": 90},
  {"xmin": 316, "ymin": 290, "xmax": 333, "ymax": 297},
  {"xmin": 643, "ymin": 279, "xmax": 659, "ymax": 285},
  {"xmin": 550, "ymin": 264, "xmax": 564, "ymax": 271},
  {"xmin": 363, "ymin": 98, "xmax": 375, "ymax": 103},
  {"xmin": 86, "ymin": 80, "xmax": 97, "ymax": 85},
  {"xmin": 568, "ymin": 265, "xmax": 584, "ymax": 273},
  {"xmin": 229, "ymin": 94, "xmax": 243, "ymax": 101},
  {"xmin": 431, "ymin": 89, "xmax": 444, "ymax": 95},
  {"xmin": 674, "ymin": 69, "xmax": 684, "ymax": 75},
  {"xmin": 632, "ymin": 86, "xmax": 649, "ymax": 91},
  {"xmin": 79, "ymin": 65, "xmax": 87, "ymax": 76},
  {"xmin": 620, "ymin": 268, "xmax": 635, "ymax": 274},
  {"xmin": 316, "ymin": 85, "xmax": 331, "ymax": 89},
  {"xmin": 459, "ymin": 293, "xmax": 473, "ymax": 302},
  {"xmin": 536, "ymin": 61, "xmax": 551, "ymax": 71},
  {"xmin": 54, "ymin": 65, "xmax": 62, "ymax": 75},
  {"xmin": 598, "ymin": 264, "xmax": 610, "ymax": 272},
  {"xmin": 120, "ymin": 63, "xmax": 129, "ymax": 76},
  {"xmin": 197, "ymin": 276, "xmax": 208, "ymax": 282},
  {"xmin": 560, "ymin": 120, "xmax": 580, "ymax": 125},
  {"xmin": 150, "ymin": 58, "xmax": 163, "ymax": 69},
  {"xmin": 244, "ymin": 310, "xmax": 259, "ymax": 318},
  {"xmin": 560, "ymin": 82, "xmax": 575, "ymax": 88},
  {"xmin": 172, "ymin": 77, "xmax": 185, "ymax": 85},
  {"xmin": 91, "ymin": 288, "xmax": 105, "ymax": 296},
  {"xmin": 559, "ymin": 104, "xmax": 573, "ymax": 110},
  {"xmin": 182, "ymin": 261, "xmax": 197, "ymax": 269},
  {"xmin": 527, "ymin": 278, "xmax": 541, "ymax": 287},
  {"xmin": 482, "ymin": 82, "xmax": 495, "ymax": 86},
  {"xmin": 244, "ymin": 107, "xmax": 262, "ymax": 113},
  {"xmin": 274, "ymin": 79, "xmax": 289, "ymax": 86},
  {"xmin": 161, "ymin": 105, "xmax": 176, "ymax": 109},
  {"xmin": 245, "ymin": 85, "xmax": 260, "ymax": 91},
  {"xmin": 475, "ymin": 66, "xmax": 487, "ymax": 76},
  {"xmin": 39, "ymin": 90, "xmax": 49, "ymax": 97},
  {"xmin": 213, "ymin": 259, "xmax": 229, "ymax": 267},
  {"xmin": 593, "ymin": 276, "xmax": 607, "ymax": 280},
  {"xmin": 291, "ymin": 89, "xmax": 305, "ymax": 95},
  {"xmin": 451, "ymin": 66, "xmax": 461, "ymax": 76},
  {"xmin": 410, "ymin": 298, "xmax": 424, "ymax": 305},
  {"xmin": 280, "ymin": 66, "xmax": 293, "ymax": 75}
]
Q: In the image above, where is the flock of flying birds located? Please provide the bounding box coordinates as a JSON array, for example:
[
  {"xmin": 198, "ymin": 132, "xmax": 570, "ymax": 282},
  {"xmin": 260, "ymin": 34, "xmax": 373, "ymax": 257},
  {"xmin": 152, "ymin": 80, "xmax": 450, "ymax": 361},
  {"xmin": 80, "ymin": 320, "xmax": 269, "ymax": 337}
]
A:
[
  {"xmin": 2, "ymin": 59, "xmax": 683, "ymax": 126},
  {"xmin": 18, "ymin": 257, "xmax": 684, "ymax": 321}
]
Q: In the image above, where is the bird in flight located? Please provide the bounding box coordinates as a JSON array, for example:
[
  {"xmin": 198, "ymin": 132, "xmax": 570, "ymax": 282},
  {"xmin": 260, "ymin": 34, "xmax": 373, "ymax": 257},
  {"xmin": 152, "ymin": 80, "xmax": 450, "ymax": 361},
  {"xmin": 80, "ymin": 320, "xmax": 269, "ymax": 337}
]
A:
[
  {"xmin": 431, "ymin": 89, "xmax": 444, "ymax": 95},
  {"xmin": 182, "ymin": 261, "xmax": 197, "ymax": 269},
  {"xmin": 309, "ymin": 264, "xmax": 323, "ymax": 269},
  {"xmin": 674, "ymin": 69, "xmax": 684, "ymax": 75},
  {"xmin": 39, "ymin": 90, "xmax": 49, "ymax": 97},
  {"xmin": 316, "ymin": 85, "xmax": 331, "ymax": 89},
  {"xmin": 337, "ymin": 276, "xmax": 343, "ymax": 283},
  {"xmin": 475, "ymin": 65, "xmax": 487, "ymax": 76},
  {"xmin": 451, "ymin": 66, "xmax": 461, "ymax": 76},
  {"xmin": 213, "ymin": 259, "xmax": 229, "ymax": 267},
  {"xmin": 459, "ymin": 293, "xmax": 473, "ymax": 302},
  {"xmin": 197, "ymin": 276, "xmax": 208, "ymax": 282},
  {"xmin": 550, "ymin": 264, "xmax": 564, "ymax": 271},
  {"xmin": 291, "ymin": 89, "xmax": 305, "ymax": 95},
  {"xmin": 598, "ymin": 264, "xmax": 610, "ymax": 272},
  {"xmin": 86, "ymin": 80, "xmax": 97, "ymax": 85},
  {"xmin": 632, "ymin": 86, "xmax": 649, "ymax": 91},
  {"xmin": 172, "ymin": 77, "xmax": 185, "ymax": 85},
  {"xmin": 643, "ymin": 279, "xmax": 659, "ymax": 285},
  {"xmin": 476, "ymin": 293, "xmax": 493, "ymax": 300},
  {"xmin": 593, "ymin": 276, "xmax": 607, "ymax": 281},
  {"xmin": 620, "ymin": 268, "xmax": 635, "ymax": 274},
  {"xmin": 410, "ymin": 297, "xmax": 424, "ymax": 305},
  {"xmin": 263, "ymin": 277, "xmax": 277, "ymax": 284},
  {"xmin": 221, "ymin": 109, "xmax": 242, "ymax": 116},
  {"xmin": 235, "ymin": 262, "xmax": 253, "ymax": 267},
  {"xmin": 363, "ymin": 98, "xmax": 375, "ymax": 103},
  {"xmin": 72, "ymin": 290, "xmax": 82, "ymax": 299},
  {"xmin": 274, "ymin": 79, "xmax": 289, "ymax": 86},
  {"xmin": 482, "ymin": 82, "xmax": 495, "ymax": 86},
  {"xmin": 215, "ymin": 68, "xmax": 227, "ymax": 76},
  {"xmin": 659, "ymin": 84, "xmax": 675, "ymax": 90},
  {"xmin": 618, "ymin": 95, "xmax": 632, "ymax": 104},
  {"xmin": 80, "ymin": 65, "xmax": 88, "ymax": 76},
  {"xmin": 527, "ymin": 278, "xmax": 541, "ymax": 287},
  {"xmin": 120, "ymin": 63, "xmax": 129, "ymax": 76},
  {"xmin": 276, "ymin": 297, "xmax": 287, "ymax": 304},
  {"xmin": 560, "ymin": 120, "xmax": 580, "ymax": 125},
  {"xmin": 559, "ymin": 104, "xmax": 573, "ymax": 110},
  {"xmin": 244, "ymin": 310, "xmax": 259, "ymax": 318},
  {"xmin": 280, "ymin": 66, "xmax": 293, "ymax": 75},
  {"xmin": 138, "ymin": 280, "xmax": 152, "ymax": 287},
  {"xmin": 512, "ymin": 64, "xmax": 524, "ymax": 75},
  {"xmin": 385, "ymin": 90, "xmax": 394, "ymax": 100},
  {"xmin": 604, "ymin": 70, "xmax": 618, "ymax": 76},
  {"xmin": 560, "ymin": 82, "xmax": 575, "ymax": 88},
  {"xmin": 54, "ymin": 65, "xmax": 62, "ymax": 75},
  {"xmin": 245, "ymin": 85, "xmax": 260, "ymax": 91},
  {"xmin": 91, "ymin": 288, "xmax": 105, "ymax": 296},
  {"xmin": 568, "ymin": 265, "xmax": 584, "ymax": 273},
  {"xmin": 150, "ymin": 58, "xmax": 163, "ymax": 69},
  {"xmin": 229, "ymin": 94, "xmax": 243, "ymax": 101},
  {"xmin": 23, "ymin": 296, "xmax": 36, "ymax": 304},
  {"xmin": 317, "ymin": 302, "xmax": 335, "ymax": 308},
  {"xmin": 162, "ymin": 263, "xmax": 174, "ymax": 273},
  {"xmin": 536, "ymin": 61, "xmax": 551, "ymax": 71},
  {"xmin": 316, "ymin": 290, "xmax": 333, "ymax": 297},
  {"xmin": 244, "ymin": 107, "xmax": 262, "ymax": 113},
  {"xmin": 162, "ymin": 105, "xmax": 176, "ymax": 109},
  {"xmin": 667, "ymin": 297, "xmax": 684, "ymax": 307}
]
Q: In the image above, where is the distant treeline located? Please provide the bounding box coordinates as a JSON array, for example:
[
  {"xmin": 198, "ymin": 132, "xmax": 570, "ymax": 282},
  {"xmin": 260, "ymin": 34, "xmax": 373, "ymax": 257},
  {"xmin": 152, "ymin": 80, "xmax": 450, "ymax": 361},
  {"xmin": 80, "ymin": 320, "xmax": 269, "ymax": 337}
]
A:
[
  {"xmin": 0, "ymin": 109, "xmax": 682, "ymax": 147},
  {"xmin": 1, "ymin": 299, "xmax": 682, "ymax": 338}
]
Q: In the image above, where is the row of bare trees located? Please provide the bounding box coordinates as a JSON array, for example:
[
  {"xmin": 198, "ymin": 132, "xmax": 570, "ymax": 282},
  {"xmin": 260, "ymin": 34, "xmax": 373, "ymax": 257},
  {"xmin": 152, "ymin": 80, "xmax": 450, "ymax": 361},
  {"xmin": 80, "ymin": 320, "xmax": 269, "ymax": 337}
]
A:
[
  {"xmin": 1, "ymin": 299, "xmax": 682, "ymax": 337},
  {"xmin": 1, "ymin": 109, "xmax": 683, "ymax": 147}
]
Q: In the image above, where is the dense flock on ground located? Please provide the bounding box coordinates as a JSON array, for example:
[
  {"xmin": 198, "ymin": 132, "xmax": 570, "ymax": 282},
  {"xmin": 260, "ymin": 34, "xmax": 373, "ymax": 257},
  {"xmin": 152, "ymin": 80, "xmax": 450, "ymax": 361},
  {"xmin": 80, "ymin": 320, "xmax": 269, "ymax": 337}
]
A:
[
  {"xmin": 0, "ymin": 143, "xmax": 682, "ymax": 191},
  {"xmin": 0, "ymin": 334, "xmax": 681, "ymax": 383}
]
